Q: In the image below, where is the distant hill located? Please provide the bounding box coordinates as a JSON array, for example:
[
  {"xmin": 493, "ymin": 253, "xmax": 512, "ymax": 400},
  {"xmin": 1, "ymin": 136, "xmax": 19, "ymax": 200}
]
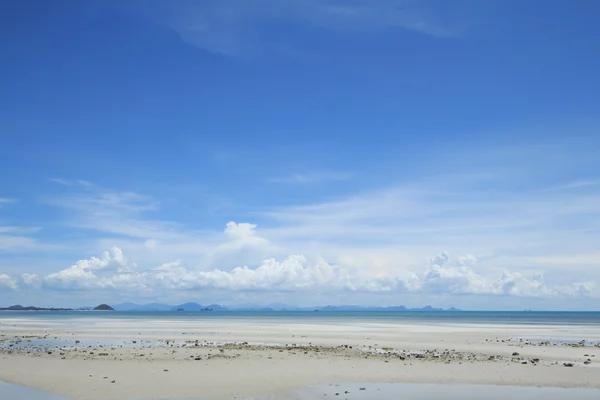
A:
[
  {"xmin": 170, "ymin": 302, "xmax": 227, "ymax": 311},
  {"xmin": 0, "ymin": 305, "xmax": 73, "ymax": 311},
  {"xmin": 103, "ymin": 302, "xmax": 461, "ymax": 312},
  {"xmin": 93, "ymin": 304, "xmax": 114, "ymax": 311},
  {"xmin": 113, "ymin": 302, "xmax": 173, "ymax": 311}
]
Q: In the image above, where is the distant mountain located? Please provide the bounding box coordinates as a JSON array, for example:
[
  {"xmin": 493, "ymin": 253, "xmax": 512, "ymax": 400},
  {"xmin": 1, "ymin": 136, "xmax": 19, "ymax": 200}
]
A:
[
  {"xmin": 104, "ymin": 302, "xmax": 460, "ymax": 312},
  {"xmin": 170, "ymin": 302, "xmax": 227, "ymax": 311},
  {"xmin": 0, "ymin": 305, "xmax": 73, "ymax": 311},
  {"xmin": 93, "ymin": 304, "xmax": 114, "ymax": 311},
  {"xmin": 113, "ymin": 303, "xmax": 173, "ymax": 311}
]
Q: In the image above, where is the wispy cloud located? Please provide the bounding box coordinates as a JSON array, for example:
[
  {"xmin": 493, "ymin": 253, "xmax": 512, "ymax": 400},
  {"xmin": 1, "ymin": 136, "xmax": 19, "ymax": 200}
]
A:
[
  {"xmin": 268, "ymin": 171, "xmax": 351, "ymax": 184},
  {"xmin": 47, "ymin": 181, "xmax": 178, "ymax": 240},
  {"xmin": 50, "ymin": 178, "xmax": 92, "ymax": 187},
  {"xmin": 0, "ymin": 226, "xmax": 42, "ymax": 235},
  {"xmin": 126, "ymin": 0, "xmax": 453, "ymax": 57},
  {"xmin": 544, "ymin": 180, "xmax": 600, "ymax": 191},
  {"xmin": 0, "ymin": 198, "xmax": 17, "ymax": 206}
]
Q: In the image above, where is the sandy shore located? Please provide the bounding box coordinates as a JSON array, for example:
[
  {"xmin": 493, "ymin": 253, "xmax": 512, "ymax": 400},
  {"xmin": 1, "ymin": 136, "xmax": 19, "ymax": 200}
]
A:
[{"xmin": 1, "ymin": 316, "xmax": 600, "ymax": 399}]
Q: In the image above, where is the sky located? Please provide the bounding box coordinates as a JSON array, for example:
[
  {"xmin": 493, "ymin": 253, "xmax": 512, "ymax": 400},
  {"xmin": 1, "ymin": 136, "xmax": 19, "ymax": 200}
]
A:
[{"xmin": 1, "ymin": 0, "xmax": 600, "ymax": 310}]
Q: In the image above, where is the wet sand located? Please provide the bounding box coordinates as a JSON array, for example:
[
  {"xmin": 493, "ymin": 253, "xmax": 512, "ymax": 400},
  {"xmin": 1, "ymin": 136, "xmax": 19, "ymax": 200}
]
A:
[{"xmin": 1, "ymin": 316, "xmax": 600, "ymax": 399}]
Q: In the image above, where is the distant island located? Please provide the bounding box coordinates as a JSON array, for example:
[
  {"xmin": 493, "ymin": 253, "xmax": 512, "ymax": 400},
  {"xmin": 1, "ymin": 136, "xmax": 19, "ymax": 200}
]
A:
[
  {"xmin": 1, "ymin": 302, "xmax": 461, "ymax": 312},
  {"xmin": 0, "ymin": 304, "xmax": 114, "ymax": 311},
  {"xmin": 0, "ymin": 305, "xmax": 73, "ymax": 311},
  {"xmin": 93, "ymin": 304, "xmax": 115, "ymax": 311},
  {"xmin": 111, "ymin": 302, "xmax": 462, "ymax": 312}
]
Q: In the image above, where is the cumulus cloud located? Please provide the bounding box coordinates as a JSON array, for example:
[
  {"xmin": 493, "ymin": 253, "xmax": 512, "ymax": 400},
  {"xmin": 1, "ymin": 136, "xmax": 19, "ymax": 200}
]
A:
[
  {"xmin": 28, "ymin": 243, "xmax": 418, "ymax": 294},
  {"xmin": 43, "ymin": 247, "xmax": 135, "ymax": 290},
  {"xmin": 0, "ymin": 274, "xmax": 18, "ymax": 290},
  {"xmin": 209, "ymin": 221, "xmax": 276, "ymax": 269},
  {"xmin": 151, "ymin": 256, "xmax": 337, "ymax": 291},
  {"xmin": 423, "ymin": 252, "xmax": 490, "ymax": 295},
  {"xmin": 421, "ymin": 252, "xmax": 598, "ymax": 299},
  {"xmin": 20, "ymin": 273, "xmax": 40, "ymax": 287},
  {"xmin": 0, "ymin": 248, "xmax": 577, "ymax": 300}
]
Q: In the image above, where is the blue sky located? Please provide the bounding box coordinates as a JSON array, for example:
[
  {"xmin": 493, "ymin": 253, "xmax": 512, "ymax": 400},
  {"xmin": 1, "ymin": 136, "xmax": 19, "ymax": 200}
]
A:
[{"xmin": 1, "ymin": 0, "xmax": 600, "ymax": 309}]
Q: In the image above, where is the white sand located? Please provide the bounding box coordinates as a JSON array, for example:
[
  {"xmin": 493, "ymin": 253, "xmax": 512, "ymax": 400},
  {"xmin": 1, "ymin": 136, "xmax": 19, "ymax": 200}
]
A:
[{"xmin": 1, "ymin": 316, "xmax": 600, "ymax": 399}]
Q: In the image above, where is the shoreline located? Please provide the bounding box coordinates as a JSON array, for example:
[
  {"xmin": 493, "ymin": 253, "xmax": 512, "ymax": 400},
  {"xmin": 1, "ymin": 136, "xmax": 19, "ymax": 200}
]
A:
[{"xmin": 1, "ymin": 316, "xmax": 600, "ymax": 399}]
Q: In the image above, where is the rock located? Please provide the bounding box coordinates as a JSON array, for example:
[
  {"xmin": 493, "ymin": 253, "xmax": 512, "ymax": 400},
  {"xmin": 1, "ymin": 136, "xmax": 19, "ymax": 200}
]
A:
[{"xmin": 512, "ymin": 352, "xmax": 520, "ymax": 356}]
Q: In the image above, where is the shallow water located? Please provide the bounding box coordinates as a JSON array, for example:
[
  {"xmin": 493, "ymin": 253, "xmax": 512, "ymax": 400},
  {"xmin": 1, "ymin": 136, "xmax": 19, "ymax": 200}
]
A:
[
  {"xmin": 4, "ymin": 381, "xmax": 600, "ymax": 400},
  {"xmin": 281, "ymin": 382, "xmax": 600, "ymax": 400},
  {"xmin": 0, "ymin": 381, "xmax": 67, "ymax": 399}
]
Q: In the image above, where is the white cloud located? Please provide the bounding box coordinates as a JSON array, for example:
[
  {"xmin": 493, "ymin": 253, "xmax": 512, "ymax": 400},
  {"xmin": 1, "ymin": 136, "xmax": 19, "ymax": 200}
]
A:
[
  {"xmin": 221, "ymin": 221, "xmax": 269, "ymax": 249},
  {"xmin": 19, "ymin": 273, "xmax": 40, "ymax": 288},
  {"xmin": 0, "ymin": 274, "xmax": 18, "ymax": 290},
  {"xmin": 0, "ymin": 247, "xmax": 580, "ymax": 301},
  {"xmin": 419, "ymin": 252, "xmax": 598, "ymax": 299},
  {"xmin": 43, "ymin": 247, "xmax": 135, "ymax": 290}
]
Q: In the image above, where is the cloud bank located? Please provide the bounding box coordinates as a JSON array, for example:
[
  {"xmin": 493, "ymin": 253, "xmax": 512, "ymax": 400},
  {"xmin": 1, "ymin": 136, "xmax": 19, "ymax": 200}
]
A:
[{"xmin": 2, "ymin": 236, "xmax": 596, "ymax": 301}]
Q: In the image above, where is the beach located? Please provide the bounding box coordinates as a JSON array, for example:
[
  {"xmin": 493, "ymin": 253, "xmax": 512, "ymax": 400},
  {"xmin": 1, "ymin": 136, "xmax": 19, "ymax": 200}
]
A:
[{"xmin": 1, "ymin": 313, "xmax": 600, "ymax": 399}]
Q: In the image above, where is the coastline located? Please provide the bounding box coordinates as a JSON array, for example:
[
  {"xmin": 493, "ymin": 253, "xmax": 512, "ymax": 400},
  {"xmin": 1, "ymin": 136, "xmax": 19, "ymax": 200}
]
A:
[{"xmin": 1, "ymin": 314, "xmax": 600, "ymax": 399}]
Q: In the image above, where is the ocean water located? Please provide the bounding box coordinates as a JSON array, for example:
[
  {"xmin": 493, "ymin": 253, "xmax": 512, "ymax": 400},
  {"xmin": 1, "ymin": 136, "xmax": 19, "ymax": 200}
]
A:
[{"xmin": 2, "ymin": 310, "xmax": 600, "ymax": 325}]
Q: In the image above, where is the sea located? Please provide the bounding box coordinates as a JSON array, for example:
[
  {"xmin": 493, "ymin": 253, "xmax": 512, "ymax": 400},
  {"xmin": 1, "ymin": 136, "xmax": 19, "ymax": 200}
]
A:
[{"xmin": 2, "ymin": 309, "xmax": 600, "ymax": 325}]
